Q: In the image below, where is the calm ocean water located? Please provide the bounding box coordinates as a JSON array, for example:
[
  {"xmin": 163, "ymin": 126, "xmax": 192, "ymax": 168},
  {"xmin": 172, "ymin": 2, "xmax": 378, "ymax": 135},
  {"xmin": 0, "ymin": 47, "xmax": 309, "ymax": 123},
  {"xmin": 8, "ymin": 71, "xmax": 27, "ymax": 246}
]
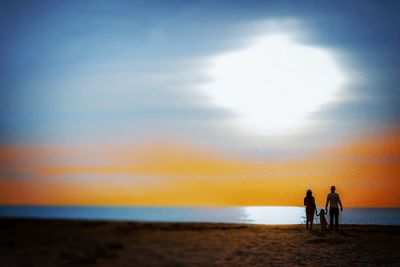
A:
[{"xmin": 0, "ymin": 206, "xmax": 399, "ymax": 225}]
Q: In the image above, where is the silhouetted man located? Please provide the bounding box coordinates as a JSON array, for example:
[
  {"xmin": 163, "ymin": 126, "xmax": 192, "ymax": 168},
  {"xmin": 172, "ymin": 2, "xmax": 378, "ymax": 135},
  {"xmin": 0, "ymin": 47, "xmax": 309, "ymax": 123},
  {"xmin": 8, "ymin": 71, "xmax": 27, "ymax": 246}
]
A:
[{"xmin": 325, "ymin": 186, "xmax": 343, "ymax": 230}]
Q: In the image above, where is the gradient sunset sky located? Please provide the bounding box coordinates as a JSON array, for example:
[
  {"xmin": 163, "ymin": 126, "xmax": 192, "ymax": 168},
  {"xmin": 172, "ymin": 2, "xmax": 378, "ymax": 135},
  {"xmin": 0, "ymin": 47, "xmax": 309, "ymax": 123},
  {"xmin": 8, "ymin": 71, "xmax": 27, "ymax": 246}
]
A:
[{"xmin": 0, "ymin": 0, "xmax": 399, "ymax": 207}]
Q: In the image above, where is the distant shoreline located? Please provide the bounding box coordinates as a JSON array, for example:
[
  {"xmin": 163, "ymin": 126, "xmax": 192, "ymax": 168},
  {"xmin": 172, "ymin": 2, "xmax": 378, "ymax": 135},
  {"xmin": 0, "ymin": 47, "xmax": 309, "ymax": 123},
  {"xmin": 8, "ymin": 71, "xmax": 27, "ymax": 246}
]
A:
[
  {"xmin": 1, "ymin": 218, "xmax": 399, "ymax": 266},
  {"xmin": 1, "ymin": 217, "xmax": 400, "ymax": 227},
  {"xmin": 1, "ymin": 206, "xmax": 399, "ymax": 225}
]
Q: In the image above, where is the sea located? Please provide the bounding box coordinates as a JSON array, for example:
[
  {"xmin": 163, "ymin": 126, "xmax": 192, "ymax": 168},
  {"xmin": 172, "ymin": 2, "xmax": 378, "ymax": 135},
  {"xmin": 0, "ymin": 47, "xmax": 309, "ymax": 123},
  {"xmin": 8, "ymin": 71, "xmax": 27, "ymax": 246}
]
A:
[{"xmin": 0, "ymin": 206, "xmax": 399, "ymax": 225}]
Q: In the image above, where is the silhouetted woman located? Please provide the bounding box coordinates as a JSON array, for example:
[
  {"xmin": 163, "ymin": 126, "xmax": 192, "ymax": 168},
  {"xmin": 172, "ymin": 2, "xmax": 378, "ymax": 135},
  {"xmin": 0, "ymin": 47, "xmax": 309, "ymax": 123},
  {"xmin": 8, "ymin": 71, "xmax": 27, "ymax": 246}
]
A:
[{"xmin": 304, "ymin": 189, "xmax": 317, "ymax": 230}]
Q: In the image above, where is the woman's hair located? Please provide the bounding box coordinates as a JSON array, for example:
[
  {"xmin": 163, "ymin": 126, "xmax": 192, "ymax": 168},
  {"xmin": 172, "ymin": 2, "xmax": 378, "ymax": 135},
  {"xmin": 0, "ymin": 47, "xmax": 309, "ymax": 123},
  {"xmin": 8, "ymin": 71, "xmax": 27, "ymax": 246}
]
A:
[{"xmin": 306, "ymin": 189, "xmax": 312, "ymax": 198}]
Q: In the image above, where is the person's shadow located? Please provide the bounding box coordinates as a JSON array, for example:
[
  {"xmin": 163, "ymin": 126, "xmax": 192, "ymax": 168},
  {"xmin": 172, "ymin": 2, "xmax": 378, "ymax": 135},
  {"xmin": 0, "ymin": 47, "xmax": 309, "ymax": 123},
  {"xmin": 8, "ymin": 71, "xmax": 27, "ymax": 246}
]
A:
[{"xmin": 310, "ymin": 231, "xmax": 327, "ymax": 237}]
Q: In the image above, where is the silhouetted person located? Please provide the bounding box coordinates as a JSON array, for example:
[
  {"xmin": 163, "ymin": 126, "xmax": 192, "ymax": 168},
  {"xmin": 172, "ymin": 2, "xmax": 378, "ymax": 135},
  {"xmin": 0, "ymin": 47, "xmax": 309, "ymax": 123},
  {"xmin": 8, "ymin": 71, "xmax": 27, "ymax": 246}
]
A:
[
  {"xmin": 325, "ymin": 186, "xmax": 343, "ymax": 230},
  {"xmin": 316, "ymin": 209, "xmax": 328, "ymax": 231},
  {"xmin": 304, "ymin": 189, "xmax": 317, "ymax": 230}
]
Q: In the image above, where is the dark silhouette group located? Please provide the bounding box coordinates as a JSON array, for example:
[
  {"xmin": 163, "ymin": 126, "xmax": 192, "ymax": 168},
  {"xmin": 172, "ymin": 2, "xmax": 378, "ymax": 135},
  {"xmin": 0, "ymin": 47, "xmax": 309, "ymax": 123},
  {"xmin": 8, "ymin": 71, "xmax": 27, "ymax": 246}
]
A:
[{"xmin": 303, "ymin": 186, "xmax": 343, "ymax": 231}]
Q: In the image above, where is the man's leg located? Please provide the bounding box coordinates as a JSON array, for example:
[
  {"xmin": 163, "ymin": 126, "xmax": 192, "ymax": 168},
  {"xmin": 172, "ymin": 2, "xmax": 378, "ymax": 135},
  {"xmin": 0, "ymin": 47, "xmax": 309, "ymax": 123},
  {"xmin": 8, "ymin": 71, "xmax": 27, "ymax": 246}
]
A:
[
  {"xmin": 329, "ymin": 208, "xmax": 334, "ymax": 230},
  {"xmin": 335, "ymin": 209, "xmax": 339, "ymax": 230}
]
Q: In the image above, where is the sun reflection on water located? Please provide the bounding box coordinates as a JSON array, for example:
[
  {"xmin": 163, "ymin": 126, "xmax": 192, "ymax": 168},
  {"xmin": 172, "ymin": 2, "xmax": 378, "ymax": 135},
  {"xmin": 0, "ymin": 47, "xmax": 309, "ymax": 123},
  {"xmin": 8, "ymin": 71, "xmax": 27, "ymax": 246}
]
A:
[{"xmin": 242, "ymin": 206, "xmax": 306, "ymax": 224}]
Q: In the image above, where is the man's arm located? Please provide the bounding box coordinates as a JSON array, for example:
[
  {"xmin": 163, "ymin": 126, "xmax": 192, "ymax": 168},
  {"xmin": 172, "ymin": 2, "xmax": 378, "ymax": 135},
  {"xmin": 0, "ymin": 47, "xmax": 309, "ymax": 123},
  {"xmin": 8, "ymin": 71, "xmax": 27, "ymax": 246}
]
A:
[
  {"xmin": 338, "ymin": 196, "xmax": 343, "ymax": 211},
  {"xmin": 325, "ymin": 196, "xmax": 329, "ymax": 211}
]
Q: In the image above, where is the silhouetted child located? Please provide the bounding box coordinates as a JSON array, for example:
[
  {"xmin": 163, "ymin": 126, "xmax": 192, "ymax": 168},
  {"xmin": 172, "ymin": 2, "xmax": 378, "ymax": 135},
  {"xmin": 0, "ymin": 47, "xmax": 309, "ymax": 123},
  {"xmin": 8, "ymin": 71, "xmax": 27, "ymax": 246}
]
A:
[{"xmin": 316, "ymin": 209, "xmax": 328, "ymax": 231}]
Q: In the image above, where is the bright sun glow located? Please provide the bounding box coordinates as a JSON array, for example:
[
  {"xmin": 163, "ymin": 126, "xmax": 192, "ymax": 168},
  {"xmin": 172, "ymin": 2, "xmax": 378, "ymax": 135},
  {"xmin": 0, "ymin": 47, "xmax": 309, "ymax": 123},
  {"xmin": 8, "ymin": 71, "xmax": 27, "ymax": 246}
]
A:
[{"xmin": 201, "ymin": 33, "xmax": 347, "ymax": 135}]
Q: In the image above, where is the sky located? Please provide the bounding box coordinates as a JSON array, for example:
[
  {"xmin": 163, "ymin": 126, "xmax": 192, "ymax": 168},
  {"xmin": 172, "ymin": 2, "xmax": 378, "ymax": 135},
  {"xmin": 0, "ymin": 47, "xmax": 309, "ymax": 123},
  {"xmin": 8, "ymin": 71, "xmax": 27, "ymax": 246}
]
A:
[{"xmin": 0, "ymin": 0, "xmax": 399, "ymax": 207}]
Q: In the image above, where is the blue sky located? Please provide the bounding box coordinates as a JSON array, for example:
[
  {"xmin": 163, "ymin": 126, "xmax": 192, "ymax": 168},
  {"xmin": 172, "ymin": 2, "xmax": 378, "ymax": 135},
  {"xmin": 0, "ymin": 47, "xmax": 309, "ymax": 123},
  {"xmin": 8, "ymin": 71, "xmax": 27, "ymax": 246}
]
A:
[{"xmin": 1, "ymin": 0, "xmax": 399, "ymax": 157}]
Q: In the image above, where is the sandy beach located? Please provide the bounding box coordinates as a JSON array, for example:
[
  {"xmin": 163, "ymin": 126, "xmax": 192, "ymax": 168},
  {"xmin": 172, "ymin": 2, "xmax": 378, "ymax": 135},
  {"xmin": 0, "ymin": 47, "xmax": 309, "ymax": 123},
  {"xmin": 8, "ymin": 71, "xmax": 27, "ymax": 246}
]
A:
[{"xmin": 0, "ymin": 219, "xmax": 399, "ymax": 266}]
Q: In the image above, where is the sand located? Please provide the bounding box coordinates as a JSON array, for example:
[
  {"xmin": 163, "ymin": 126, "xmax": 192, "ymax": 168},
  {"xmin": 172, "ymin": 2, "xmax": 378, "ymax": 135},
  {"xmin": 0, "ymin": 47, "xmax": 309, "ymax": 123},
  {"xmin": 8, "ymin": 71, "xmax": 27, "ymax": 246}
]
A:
[{"xmin": 0, "ymin": 219, "xmax": 399, "ymax": 266}]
